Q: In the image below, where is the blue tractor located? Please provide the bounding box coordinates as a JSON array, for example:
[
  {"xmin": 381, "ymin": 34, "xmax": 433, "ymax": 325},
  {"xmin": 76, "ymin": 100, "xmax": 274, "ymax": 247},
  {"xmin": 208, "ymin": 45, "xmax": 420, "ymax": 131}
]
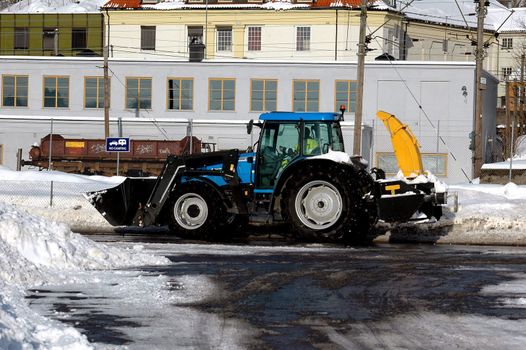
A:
[{"xmin": 89, "ymin": 110, "xmax": 446, "ymax": 243}]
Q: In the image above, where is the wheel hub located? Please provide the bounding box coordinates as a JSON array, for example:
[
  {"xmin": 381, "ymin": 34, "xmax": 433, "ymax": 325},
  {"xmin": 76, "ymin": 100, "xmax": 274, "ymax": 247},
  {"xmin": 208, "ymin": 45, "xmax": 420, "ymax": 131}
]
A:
[
  {"xmin": 295, "ymin": 180, "xmax": 343, "ymax": 230},
  {"xmin": 174, "ymin": 193, "xmax": 208, "ymax": 230}
]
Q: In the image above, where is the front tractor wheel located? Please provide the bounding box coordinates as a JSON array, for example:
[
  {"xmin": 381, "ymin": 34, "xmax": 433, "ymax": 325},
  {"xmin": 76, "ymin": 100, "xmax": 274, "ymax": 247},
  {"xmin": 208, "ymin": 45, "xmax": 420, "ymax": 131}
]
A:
[
  {"xmin": 169, "ymin": 182, "xmax": 224, "ymax": 240},
  {"xmin": 283, "ymin": 165, "xmax": 370, "ymax": 243}
]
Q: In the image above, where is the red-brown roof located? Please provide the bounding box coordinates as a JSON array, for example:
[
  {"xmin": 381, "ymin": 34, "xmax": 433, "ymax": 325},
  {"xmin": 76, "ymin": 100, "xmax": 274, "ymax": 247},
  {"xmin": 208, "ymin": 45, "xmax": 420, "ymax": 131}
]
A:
[
  {"xmin": 311, "ymin": 0, "xmax": 371, "ymax": 7},
  {"xmin": 103, "ymin": 0, "xmax": 141, "ymax": 9}
]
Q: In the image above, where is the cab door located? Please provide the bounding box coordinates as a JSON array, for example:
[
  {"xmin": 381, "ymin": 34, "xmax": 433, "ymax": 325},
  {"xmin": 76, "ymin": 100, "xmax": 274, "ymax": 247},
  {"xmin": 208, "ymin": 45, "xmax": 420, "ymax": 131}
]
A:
[{"xmin": 256, "ymin": 121, "xmax": 300, "ymax": 188}]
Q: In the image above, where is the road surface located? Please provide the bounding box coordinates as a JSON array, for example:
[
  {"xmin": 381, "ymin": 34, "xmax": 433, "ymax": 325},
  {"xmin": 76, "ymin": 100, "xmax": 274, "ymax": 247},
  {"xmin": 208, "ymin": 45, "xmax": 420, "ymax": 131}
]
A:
[{"xmin": 27, "ymin": 236, "xmax": 526, "ymax": 349}]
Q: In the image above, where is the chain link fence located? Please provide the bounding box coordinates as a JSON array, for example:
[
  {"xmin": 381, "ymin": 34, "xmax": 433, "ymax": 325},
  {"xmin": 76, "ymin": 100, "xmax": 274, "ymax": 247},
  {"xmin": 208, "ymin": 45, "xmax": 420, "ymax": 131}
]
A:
[{"xmin": 0, "ymin": 180, "xmax": 117, "ymax": 232}]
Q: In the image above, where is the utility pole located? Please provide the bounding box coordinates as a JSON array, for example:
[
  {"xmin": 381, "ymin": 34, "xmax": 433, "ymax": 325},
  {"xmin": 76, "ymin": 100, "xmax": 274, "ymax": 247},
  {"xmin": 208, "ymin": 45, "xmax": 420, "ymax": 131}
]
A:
[
  {"xmin": 103, "ymin": 10, "xmax": 110, "ymax": 139},
  {"xmin": 520, "ymin": 53, "xmax": 525, "ymax": 139},
  {"xmin": 472, "ymin": 0, "xmax": 488, "ymax": 178},
  {"xmin": 353, "ymin": 0, "xmax": 368, "ymax": 156}
]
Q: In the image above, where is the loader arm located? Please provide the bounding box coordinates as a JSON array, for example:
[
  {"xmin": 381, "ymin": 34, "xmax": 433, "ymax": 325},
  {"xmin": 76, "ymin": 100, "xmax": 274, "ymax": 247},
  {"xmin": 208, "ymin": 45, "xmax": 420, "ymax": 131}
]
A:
[{"xmin": 376, "ymin": 111, "xmax": 423, "ymax": 178}]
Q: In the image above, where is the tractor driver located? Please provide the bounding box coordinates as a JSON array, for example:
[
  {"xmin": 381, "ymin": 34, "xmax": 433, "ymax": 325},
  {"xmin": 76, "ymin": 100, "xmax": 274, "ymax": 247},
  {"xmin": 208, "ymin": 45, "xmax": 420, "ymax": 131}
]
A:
[{"xmin": 304, "ymin": 127, "xmax": 320, "ymax": 155}]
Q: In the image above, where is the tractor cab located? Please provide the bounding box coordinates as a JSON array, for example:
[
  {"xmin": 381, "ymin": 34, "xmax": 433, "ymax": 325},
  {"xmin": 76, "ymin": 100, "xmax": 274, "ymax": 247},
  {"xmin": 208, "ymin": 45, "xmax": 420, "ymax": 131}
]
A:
[{"xmin": 251, "ymin": 112, "xmax": 345, "ymax": 188}]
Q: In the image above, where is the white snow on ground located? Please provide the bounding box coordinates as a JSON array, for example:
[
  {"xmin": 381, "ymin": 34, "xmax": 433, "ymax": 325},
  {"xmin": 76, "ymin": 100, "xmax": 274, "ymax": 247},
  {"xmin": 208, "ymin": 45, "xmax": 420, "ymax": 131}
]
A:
[{"xmin": 0, "ymin": 200, "xmax": 169, "ymax": 349}]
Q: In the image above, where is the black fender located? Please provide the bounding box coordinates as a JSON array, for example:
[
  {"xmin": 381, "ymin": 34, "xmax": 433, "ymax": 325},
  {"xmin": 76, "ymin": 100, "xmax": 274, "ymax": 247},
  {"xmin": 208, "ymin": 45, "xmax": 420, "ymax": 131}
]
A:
[{"xmin": 269, "ymin": 158, "xmax": 365, "ymax": 217}]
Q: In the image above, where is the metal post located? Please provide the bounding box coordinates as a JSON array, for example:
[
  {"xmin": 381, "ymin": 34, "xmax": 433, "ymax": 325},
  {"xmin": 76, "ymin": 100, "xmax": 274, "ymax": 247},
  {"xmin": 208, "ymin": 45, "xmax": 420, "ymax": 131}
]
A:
[
  {"xmin": 53, "ymin": 28, "xmax": 58, "ymax": 56},
  {"xmin": 50, "ymin": 181, "xmax": 54, "ymax": 207},
  {"xmin": 505, "ymin": 78, "xmax": 511, "ymax": 159},
  {"xmin": 205, "ymin": 0, "xmax": 208, "ymax": 59},
  {"xmin": 104, "ymin": 9, "xmax": 110, "ymax": 139},
  {"xmin": 117, "ymin": 117, "xmax": 122, "ymax": 176},
  {"xmin": 473, "ymin": 0, "xmax": 488, "ymax": 178},
  {"xmin": 16, "ymin": 148, "xmax": 22, "ymax": 171},
  {"xmin": 188, "ymin": 119, "xmax": 194, "ymax": 154},
  {"xmin": 520, "ymin": 53, "xmax": 525, "ymax": 138},
  {"xmin": 509, "ymin": 87, "xmax": 517, "ymax": 183},
  {"xmin": 335, "ymin": 9, "xmax": 338, "ymax": 61},
  {"xmin": 353, "ymin": 0, "xmax": 368, "ymax": 156},
  {"xmin": 48, "ymin": 118, "xmax": 53, "ymax": 171}
]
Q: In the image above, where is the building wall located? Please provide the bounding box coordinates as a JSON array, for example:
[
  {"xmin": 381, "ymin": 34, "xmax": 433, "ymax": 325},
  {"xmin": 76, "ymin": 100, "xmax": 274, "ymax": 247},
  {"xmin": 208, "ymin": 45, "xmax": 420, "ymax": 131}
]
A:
[
  {"xmin": 0, "ymin": 57, "xmax": 496, "ymax": 184},
  {"xmin": 104, "ymin": 9, "xmax": 397, "ymax": 61},
  {"xmin": 0, "ymin": 13, "xmax": 103, "ymax": 56}
]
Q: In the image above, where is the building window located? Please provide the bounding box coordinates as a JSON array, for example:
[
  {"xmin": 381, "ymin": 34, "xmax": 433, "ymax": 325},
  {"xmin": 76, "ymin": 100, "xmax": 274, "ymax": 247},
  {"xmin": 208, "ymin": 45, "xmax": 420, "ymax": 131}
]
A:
[
  {"xmin": 168, "ymin": 78, "xmax": 193, "ymax": 111},
  {"xmin": 502, "ymin": 67, "xmax": 513, "ymax": 79},
  {"xmin": 293, "ymin": 80, "xmax": 319, "ymax": 112},
  {"xmin": 248, "ymin": 27, "xmax": 261, "ymax": 51},
  {"xmin": 43, "ymin": 76, "xmax": 69, "ymax": 108},
  {"xmin": 72, "ymin": 28, "xmax": 87, "ymax": 50},
  {"xmin": 2, "ymin": 75, "xmax": 28, "ymax": 107},
  {"xmin": 376, "ymin": 152, "xmax": 448, "ymax": 176},
  {"xmin": 335, "ymin": 80, "xmax": 357, "ymax": 113},
  {"xmin": 126, "ymin": 77, "xmax": 152, "ymax": 110},
  {"xmin": 251, "ymin": 79, "xmax": 277, "ymax": 112},
  {"xmin": 14, "ymin": 28, "xmax": 28, "ymax": 50},
  {"xmin": 43, "ymin": 28, "xmax": 57, "ymax": 51},
  {"xmin": 141, "ymin": 26, "xmax": 156, "ymax": 51},
  {"xmin": 217, "ymin": 27, "xmax": 232, "ymax": 52},
  {"xmin": 188, "ymin": 26, "xmax": 203, "ymax": 46},
  {"xmin": 501, "ymin": 38, "xmax": 513, "ymax": 50},
  {"xmin": 209, "ymin": 78, "xmax": 235, "ymax": 111},
  {"xmin": 296, "ymin": 26, "xmax": 310, "ymax": 51},
  {"xmin": 85, "ymin": 77, "xmax": 109, "ymax": 109}
]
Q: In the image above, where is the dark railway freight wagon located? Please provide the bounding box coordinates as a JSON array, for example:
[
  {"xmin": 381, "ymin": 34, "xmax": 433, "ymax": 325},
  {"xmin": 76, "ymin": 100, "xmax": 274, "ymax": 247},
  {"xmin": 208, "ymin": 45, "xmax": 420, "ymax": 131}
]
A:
[{"xmin": 22, "ymin": 134, "xmax": 202, "ymax": 176}]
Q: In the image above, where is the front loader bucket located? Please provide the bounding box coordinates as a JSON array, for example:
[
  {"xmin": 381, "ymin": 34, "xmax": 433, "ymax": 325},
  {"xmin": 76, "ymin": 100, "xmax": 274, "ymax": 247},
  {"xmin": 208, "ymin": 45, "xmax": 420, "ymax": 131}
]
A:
[{"xmin": 86, "ymin": 178, "xmax": 157, "ymax": 226}]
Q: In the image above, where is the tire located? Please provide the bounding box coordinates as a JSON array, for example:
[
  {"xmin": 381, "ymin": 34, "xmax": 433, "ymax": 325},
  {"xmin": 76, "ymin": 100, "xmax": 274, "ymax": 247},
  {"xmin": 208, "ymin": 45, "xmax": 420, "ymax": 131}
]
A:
[
  {"xmin": 282, "ymin": 163, "xmax": 373, "ymax": 243},
  {"xmin": 168, "ymin": 182, "xmax": 226, "ymax": 240}
]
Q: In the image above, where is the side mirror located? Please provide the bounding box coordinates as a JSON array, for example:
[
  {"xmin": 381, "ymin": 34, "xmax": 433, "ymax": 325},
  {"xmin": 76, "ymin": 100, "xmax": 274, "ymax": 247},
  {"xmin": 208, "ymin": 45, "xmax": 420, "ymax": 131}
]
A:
[{"xmin": 247, "ymin": 119, "xmax": 254, "ymax": 135}]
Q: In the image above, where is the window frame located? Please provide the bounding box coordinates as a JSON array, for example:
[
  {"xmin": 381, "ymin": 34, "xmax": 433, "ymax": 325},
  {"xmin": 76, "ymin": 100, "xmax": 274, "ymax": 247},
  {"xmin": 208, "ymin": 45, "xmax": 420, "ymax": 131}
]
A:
[
  {"xmin": 14, "ymin": 27, "xmax": 29, "ymax": 50},
  {"xmin": 334, "ymin": 80, "xmax": 358, "ymax": 113},
  {"xmin": 501, "ymin": 38, "xmax": 513, "ymax": 50},
  {"xmin": 248, "ymin": 26, "xmax": 262, "ymax": 51},
  {"xmin": 125, "ymin": 77, "xmax": 152, "ymax": 110},
  {"xmin": 141, "ymin": 26, "xmax": 156, "ymax": 51},
  {"xmin": 292, "ymin": 79, "xmax": 319, "ymax": 112},
  {"xmin": 167, "ymin": 77, "xmax": 194, "ymax": 111},
  {"xmin": 84, "ymin": 76, "xmax": 109, "ymax": 109},
  {"xmin": 216, "ymin": 26, "xmax": 232, "ymax": 52},
  {"xmin": 2, "ymin": 74, "xmax": 29, "ymax": 108},
  {"xmin": 72, "ymin": 28, "xmax": 87, "ymax": 50},
  {"xmin": 296, "ymin": 26, "xmax": 311, "ymax": 52},
  {"xmin": 42, "ymin": 28, "xmax": 57, "ymax": 51},
  {"xmin": 42, "ymin": 75, "xmax": 70, "ymax": 109},
  {"xmin": 208, "ymin": 78, "xmax": 236, "ymax": 112},
  {"xmin": 250, "ymin": 78, "xmax": 277, "ymax": 112}
]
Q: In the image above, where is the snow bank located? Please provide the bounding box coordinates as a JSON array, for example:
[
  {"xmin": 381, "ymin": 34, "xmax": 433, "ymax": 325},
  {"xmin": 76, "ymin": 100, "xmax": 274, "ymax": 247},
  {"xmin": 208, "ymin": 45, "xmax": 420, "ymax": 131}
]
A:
[
  {"xmin": 0, "ymin": 167, "xmax": 121, "ymax": 232},
  {"xmin": 376, "ymin": 182, "xmax": 526, "ymax": 246},
  {"xmin": 0, "ymin": 201, "xmax": 169, "ymax": 349}
]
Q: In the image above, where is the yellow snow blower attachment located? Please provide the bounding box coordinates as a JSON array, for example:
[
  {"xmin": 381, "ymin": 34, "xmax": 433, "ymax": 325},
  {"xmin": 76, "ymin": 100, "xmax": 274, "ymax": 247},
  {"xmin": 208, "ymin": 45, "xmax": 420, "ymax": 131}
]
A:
[{"xmin": 376, "ymin": 111, "xmax": 424, "ymax": 178}]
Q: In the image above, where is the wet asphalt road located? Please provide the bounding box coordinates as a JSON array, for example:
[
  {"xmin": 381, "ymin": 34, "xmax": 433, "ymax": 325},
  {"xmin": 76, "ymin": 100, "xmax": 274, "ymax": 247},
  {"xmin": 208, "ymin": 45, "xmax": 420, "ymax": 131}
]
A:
[{"xmin": 27, "ymin": 235, "xmax": 526, "ymax": 349}]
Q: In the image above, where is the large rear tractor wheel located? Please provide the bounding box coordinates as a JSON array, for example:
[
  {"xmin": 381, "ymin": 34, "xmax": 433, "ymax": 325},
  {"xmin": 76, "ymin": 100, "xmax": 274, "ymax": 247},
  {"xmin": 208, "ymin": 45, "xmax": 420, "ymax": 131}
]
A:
[
  {"xmin": 282, "ymin": 164, "xmax": 371, "ymax": 243},
  {"xmin": 168, "ymin": 182, "xmax": 225, "ymax": 240}
]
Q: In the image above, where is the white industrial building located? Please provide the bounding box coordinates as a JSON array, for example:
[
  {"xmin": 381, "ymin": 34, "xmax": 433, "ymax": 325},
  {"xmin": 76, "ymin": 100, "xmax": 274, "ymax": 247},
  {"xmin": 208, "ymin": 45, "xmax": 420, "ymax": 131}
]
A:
[{"xmin": 0, "ymin": 57, "xmax": 498, "ymax": 184}]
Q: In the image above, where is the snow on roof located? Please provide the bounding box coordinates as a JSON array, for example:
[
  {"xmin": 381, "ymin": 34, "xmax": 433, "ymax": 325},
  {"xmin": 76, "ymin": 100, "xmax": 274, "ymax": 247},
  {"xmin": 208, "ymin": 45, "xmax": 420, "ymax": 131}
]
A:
[
  {"xmin": 400, "ymin": 0, "xmax": 526, "ymax": 33},
  {"xmin": 1, "ymin": 0, "xmax": 107, "ymax": 13}
]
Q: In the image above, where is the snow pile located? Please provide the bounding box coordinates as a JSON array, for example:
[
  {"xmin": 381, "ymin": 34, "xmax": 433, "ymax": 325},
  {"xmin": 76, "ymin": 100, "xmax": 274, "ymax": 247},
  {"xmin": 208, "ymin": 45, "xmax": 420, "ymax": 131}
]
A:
[
  {"xmin": 379, "ymin": 182, "xmax": 526, "ymax": 245},
  {"xmin": 0, "ymin": 166, "xmax": 122, "ymax": 232},
  {"xmin": 1, "ymin": 0, "xmax": 107, "ymax": 13},
  {"xmin": 0, "ymin": 201, "xmax": 169, "ymax": 349}
]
